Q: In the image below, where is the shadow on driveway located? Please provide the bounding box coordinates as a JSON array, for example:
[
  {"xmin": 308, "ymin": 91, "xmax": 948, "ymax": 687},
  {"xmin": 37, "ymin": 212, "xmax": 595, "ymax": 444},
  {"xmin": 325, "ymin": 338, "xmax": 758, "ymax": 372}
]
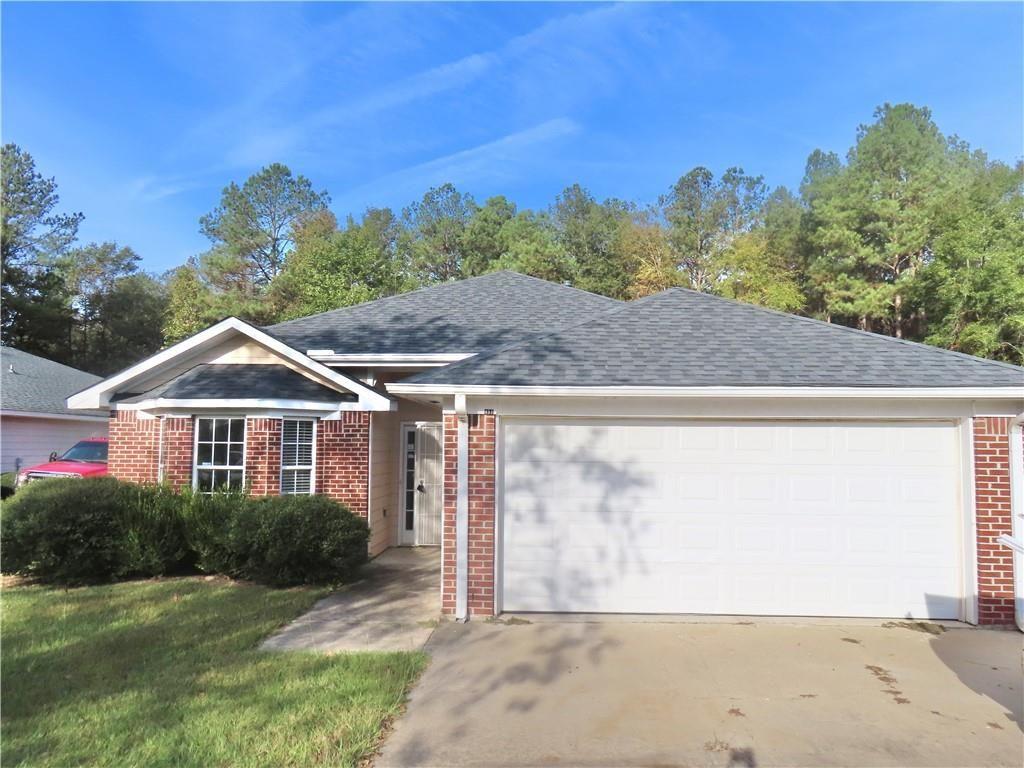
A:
[{"xmin": 376, "ymin": 618, "xmax": 1022, "ymax": 768}]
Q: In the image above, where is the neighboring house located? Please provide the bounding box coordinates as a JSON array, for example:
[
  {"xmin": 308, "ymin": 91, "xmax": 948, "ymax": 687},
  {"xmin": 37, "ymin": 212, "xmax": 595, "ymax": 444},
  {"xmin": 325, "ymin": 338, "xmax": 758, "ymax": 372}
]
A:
[
  {"xmin": 68, "ymin": 271, "xmax": 1024, "ymax": 626},
  {"xmin": 1, "ymin": 347, "xmax": 109, "ymax": 474}
]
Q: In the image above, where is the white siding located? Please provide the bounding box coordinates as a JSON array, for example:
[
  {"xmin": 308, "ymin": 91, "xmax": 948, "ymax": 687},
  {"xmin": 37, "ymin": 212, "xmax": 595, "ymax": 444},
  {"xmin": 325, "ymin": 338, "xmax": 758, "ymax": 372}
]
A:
[
  {"xmin": 0, "ymin": 415, "xmax": 108, "ymax": 474},
  {"xmin": 369, "ymin": 411, "xmax": 397, "ymax": 556}
]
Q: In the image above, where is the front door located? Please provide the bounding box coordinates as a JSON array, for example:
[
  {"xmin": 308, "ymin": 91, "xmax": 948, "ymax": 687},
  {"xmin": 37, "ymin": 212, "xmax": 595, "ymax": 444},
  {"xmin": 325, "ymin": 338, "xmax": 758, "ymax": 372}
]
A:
[{"xmin": 399, "ymin": 423, "xmax": 443, "ymax": 545}]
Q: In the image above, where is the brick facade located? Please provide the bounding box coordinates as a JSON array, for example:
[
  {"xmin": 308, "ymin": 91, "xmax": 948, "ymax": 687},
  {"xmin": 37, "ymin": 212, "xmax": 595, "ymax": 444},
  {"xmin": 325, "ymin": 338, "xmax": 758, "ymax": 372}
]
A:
[
  {"xmin": 108, "ymin": 410, "xmax": 160, "ymax": 484},
  {"xmin": 161, "ymin": 416, "xmax": 194, "ymax": 491},
  {"xmin": 245, "ymin": 418, "xmax": 282, "ymax": 496},
  {"xmin": 441, "ymin": 412, "xmax": 496, "ymax": 616},
  {"xmin": 316, "ymin": 411, "xmax": 370, "ymax": 519},
  {"xmin": 973, "ymin": 416, "xmax": 1017, "ymax": 625},
  {"xmin": 108, "ymin": 412, "xmax": 371, "ymax": 520}
]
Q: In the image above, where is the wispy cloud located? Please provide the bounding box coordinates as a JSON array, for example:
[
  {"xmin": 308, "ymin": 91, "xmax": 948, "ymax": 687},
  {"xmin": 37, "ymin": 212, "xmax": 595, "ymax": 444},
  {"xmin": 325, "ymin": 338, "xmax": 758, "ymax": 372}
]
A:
[
  {"xmin": 339, "ymin": 118, "xmax": 581, "ymax": 205},
  {"xmin": 221, "ymin": 2, "xmax": 685, "ymax": 167}
]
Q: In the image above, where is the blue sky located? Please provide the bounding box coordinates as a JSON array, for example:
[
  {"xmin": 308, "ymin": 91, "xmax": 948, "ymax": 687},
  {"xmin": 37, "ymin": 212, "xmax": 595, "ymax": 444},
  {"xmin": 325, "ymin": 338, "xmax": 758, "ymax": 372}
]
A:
[{"xmin": 3, "ymin": 2, "xmax": 1022, "ymax": 273}]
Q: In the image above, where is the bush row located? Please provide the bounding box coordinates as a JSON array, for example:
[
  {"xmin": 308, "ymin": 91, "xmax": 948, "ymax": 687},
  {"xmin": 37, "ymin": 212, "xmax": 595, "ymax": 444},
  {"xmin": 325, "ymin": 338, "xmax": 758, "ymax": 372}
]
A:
[{"xmin": 0, "ymin": 476, "xmax": 369, "ymax": 586}]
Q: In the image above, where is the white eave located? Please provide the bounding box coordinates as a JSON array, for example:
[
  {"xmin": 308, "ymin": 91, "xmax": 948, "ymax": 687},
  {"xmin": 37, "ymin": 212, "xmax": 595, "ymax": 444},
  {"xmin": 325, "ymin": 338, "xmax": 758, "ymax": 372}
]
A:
[
  {"xmin": 385, "ymin": 383, "xmax": 1024, "ymax": 400},
  {"xmin": 308, "ymin": 351, "xmax": 475, "ymax": 368},
  {"xmin": 67, "ymin": 317, "xmax": 393, "ymax": 412},
  {"xmin": 0, "ymin": 409, "xmax": 109, "ymax": 422}
]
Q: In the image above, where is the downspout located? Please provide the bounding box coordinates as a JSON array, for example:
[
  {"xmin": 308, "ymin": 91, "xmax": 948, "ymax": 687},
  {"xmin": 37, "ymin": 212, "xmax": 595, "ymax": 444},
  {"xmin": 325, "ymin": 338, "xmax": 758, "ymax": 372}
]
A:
[
  {"xmin": 454, "ymin": 394, "xmax": 470, "ymax": 622},
  {"xmin": 997, "ymin": 412, "xmax": 1024, "ymax": 631}
]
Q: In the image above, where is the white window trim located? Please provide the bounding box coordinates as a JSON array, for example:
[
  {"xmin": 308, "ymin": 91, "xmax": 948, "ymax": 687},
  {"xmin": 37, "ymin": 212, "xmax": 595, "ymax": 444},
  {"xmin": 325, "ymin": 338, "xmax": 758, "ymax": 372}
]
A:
[
  {"xmin": 192, "ymin": 415, "xmax": 248, "ymax": 493},
  {"xmin": 280, "ymin": 418, "xmax": 317, "ymax": 495}
]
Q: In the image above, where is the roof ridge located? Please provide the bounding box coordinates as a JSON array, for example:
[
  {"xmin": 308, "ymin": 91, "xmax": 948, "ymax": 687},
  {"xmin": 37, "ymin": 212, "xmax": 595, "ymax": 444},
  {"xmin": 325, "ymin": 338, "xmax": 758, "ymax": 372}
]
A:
[
  {"xmin": 664, "ymin": 288, "xmax": 1024, "ymax": 374},
  {"xmin": 266, "ymin": 270, "xmax": 621, "ymax": 331},
  {"xmin": 402, "ymin": 289, "xmax": 660, "ymax": 384}
]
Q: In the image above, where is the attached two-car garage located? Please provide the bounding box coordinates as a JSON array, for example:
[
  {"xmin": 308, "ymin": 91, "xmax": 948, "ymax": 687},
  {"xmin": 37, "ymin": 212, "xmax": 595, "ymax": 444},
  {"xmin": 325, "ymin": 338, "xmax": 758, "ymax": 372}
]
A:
[{"xmin": 501, "ymin": 419, "xmax": 963, "ymax": 619}]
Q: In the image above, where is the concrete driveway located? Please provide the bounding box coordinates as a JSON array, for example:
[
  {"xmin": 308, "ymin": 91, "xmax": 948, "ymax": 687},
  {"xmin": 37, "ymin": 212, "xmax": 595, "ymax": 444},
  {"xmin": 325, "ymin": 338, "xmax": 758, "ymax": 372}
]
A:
[{"xmin": 377, "ymin": 616, "xmax": 1022, "ymax": 767}]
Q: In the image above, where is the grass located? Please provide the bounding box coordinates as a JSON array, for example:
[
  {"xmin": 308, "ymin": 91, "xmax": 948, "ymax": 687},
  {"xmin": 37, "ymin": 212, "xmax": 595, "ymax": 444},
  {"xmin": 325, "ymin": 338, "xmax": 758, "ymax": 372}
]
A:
[{"xmin": 1, "ymin": 578, "xmax": 428, "ymax": 767}]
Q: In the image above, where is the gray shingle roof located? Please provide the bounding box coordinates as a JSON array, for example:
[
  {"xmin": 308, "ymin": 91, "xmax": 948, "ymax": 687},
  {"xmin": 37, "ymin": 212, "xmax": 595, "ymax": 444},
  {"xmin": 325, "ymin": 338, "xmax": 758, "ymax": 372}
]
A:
[
  {"xmin": 406, "ymin": 288, "xmax": 1024, "ymax": 388},
  {"xmin": 1, "ymin": 347, "xmax": 106, "ymax": 416},
  {"xmin": 114, "ymin": 364, "xmax": 355, "ymax": 403},
  {"xmin": 265, "ymin": 270, "xmax": 622, "ymax": 354}
]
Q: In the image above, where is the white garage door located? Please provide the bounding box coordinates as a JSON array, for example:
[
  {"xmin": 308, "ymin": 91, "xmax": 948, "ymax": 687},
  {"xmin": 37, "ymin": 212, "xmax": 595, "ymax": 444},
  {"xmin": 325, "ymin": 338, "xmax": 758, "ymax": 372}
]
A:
[{"xmin": 501, "ymin": 419, "xmax": 962, "ymax": 619}]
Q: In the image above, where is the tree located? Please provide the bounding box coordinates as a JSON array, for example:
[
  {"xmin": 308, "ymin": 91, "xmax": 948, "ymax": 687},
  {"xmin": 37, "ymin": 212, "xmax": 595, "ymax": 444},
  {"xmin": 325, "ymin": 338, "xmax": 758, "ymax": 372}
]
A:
[
  {"xmin": 914, "ymin": 160, "xmax": 1024, "ymax": 364},
  {"xmin": 491, "ymin": 211, "xmax": 572, "ymax": 283},
  {"xmin": 199, "ymin": 163, "xmax": 329, "ymax": 289},
  {"xmin": 550, "ymin": 184, "xmax": 634, "ymax": 299},
  {"xmin": 1, "ymin": 144, "xmax": 81, "ymax": 360},
  {"xmin": 58, "ymin": 242, "xmax": 168, "ymax": 373},
  {"xmin": 660, "ymin": 167, "xmax": 768, "ymax": 293},
  {"xmin": 717, "ymin": 188, "xmax": 807, "ymax": 312},
  {"xmin": 270, "ymin": 210, "xmax": 408, "ymax": 320},
  {"xmin": 163, "ymin": 261, "xmax": 212, "ymax": 345},
  {"xmin": 400, "ymin": 183, "xmax": 478, "ymax": 283},
  {"xmin": 801, "ymin": 104, "xmax": 953, "ymax": 336},
  {"xmin": 619, "ymin": 215, "xmax": 680, "ymax": 299},
  {"xmin": 462, "ymin": 196, "xmax": 518, "ymax": 276}
]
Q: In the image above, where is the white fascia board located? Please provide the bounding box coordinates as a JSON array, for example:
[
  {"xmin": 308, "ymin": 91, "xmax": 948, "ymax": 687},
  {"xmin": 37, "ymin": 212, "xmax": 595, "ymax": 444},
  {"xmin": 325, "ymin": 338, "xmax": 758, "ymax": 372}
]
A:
[
  {"xmin": 67, "ymin": 317, "xmax": 393, "ymax": 411},
  {"xmin": 386, "ymin": 383, "xmax": 1024, "ymax": 400},
  {"xmin": 311, "ymin": 352, "xmax": 474, "ymax": 367},
  {"xmin": 0, "ymin": 409, "xmax": 109, "ymax": 422},
  {"xmin": 118, "ymin": 398, "xmax": 360, "ymax": 412}
]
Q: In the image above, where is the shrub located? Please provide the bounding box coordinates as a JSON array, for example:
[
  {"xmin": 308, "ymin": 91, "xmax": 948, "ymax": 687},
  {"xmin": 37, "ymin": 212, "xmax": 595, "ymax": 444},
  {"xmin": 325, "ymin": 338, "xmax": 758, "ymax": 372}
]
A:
[
  {"xmin": 116, "ymin": 483, "xmax": 192, "ymax": 577},
  {"xmin": 2, "ymin": 476, "xmax": 369, "ymax": 587},
  {"xmin": 1, "ymin": 477, "xmax": 126, "ymax": 583},
  {"xmin": 179, "ymin": 489, "xmax": 243, "ymax": 576},
  {"xmin": 227, "ymin": 495, "xmax": 369, "ymax": 586}
]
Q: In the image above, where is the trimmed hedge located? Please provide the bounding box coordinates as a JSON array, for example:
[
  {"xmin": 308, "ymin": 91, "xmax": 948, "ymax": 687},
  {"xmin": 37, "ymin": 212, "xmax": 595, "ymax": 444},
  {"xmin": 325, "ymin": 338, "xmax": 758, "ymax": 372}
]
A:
[{"xmin": 1, "ymin": 477, "xmax": 368, "ymax": 586}]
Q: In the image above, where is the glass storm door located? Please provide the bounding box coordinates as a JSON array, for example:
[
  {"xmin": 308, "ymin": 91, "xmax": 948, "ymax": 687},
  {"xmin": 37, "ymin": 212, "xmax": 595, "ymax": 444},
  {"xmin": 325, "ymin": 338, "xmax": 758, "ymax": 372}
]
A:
[{"xmin": 400, "ymin": 423, "xmax": 443, "ymax": 546}]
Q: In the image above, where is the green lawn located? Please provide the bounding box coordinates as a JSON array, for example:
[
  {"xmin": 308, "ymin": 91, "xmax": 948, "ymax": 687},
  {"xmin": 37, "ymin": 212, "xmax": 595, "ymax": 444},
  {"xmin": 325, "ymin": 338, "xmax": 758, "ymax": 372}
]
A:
[{"xmin": 2, "ymin": 578, "xmax": 427, "ymax": 767}]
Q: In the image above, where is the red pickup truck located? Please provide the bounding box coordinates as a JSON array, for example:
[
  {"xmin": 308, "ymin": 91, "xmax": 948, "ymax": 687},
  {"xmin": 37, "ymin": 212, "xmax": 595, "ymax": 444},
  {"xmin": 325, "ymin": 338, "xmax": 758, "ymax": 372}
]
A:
[{"xmin": 15, "ymin": 437, "xmax": 109, "ymax": 488}]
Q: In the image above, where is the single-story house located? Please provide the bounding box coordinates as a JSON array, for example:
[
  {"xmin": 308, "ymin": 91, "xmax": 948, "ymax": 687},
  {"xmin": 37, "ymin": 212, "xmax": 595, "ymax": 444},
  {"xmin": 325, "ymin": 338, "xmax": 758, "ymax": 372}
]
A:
[
  {"xmin": 2, "ymin": 347, "xmax": 108, "ymax": 474},
  {"xmin": 68, "ymin": 271, "xmax": 1024, "ymax": 625}
]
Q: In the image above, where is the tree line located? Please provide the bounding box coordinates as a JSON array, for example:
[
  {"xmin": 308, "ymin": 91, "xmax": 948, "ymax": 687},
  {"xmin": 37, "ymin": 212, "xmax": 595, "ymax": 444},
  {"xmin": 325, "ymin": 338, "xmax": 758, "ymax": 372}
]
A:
[{"xmin": 3, "ymin": 102, "xmax": 1022, "ymax": 375}]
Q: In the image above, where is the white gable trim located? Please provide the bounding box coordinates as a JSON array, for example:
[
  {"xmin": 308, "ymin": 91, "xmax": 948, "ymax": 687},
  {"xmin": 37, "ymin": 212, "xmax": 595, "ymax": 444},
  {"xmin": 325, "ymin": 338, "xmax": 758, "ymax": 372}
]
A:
[{"xmin": 67, "ymin": 317, "xmax": 393, "ymax": 411}]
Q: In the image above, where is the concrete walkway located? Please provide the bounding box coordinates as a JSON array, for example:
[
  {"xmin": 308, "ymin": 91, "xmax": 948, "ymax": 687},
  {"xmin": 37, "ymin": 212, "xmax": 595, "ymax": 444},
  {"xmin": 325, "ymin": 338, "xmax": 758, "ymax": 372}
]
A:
[
  {"xmin": 262, "ymin": 547, "xmax": 441, "ymax": 653},
  {"xmin": 377, "ymin": 618, "xmax": 1023, "ymax": 767}
]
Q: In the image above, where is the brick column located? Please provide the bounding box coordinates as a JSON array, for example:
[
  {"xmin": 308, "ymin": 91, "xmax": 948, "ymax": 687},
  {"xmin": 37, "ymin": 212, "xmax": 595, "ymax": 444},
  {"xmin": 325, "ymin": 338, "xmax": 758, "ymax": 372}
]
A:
[
  {"xmin": 108, "ymin": 410, "xmax": 159, "ymax": 484},
  {"xmin": 316, "ymin": 412, "xmax": 370, "ymax": 518},
  {"xmin": 161, "ymin": 416, "xmax": 194, "ymax": 491},
  {"xmin": 973, "ymin": 416, "xmax": 1016, "ymax": 625},
  {"xmin": 246, "ymin": 418, "xmax": 282, "ymax": 496},
  {"xmin": 442, "ymin": 412, "xmax": 496, "ymax": 616}
]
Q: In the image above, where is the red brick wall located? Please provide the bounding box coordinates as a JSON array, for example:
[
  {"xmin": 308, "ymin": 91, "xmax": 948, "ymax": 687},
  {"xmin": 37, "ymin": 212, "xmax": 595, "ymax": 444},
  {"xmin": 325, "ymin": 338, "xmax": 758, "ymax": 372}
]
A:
[
  {"xmin": 441, "ymin": 412, "xmax": 496, "ymax": 616},
  {"xmin": 317, "ymin": 412, "xmax": 370, "ymax": 518},
  {"xmin": 108, "ymin": 410, "xmax": 159, "ymax": 484},
  {"xmin": 161, "ymin": 417, "xmax": 193, "ymax": 491},
  {"xmin": 246, "ymin": 418, "xmax": 282, "ymax": 496},
  {"xmin": 974, "ymin": 416, "xmax": 1016, "ymax": 625}
]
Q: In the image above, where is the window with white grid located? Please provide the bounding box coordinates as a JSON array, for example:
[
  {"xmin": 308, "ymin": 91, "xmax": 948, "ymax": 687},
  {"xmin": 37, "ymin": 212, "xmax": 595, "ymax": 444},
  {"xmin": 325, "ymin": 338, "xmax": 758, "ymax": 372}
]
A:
[
  {"xmin": 194, "ymin": 417, "xmax": 246, "ymax": 493},
  {"xmin": 281, "ymin": 419, "xmax": 315, "ymax": 495}
]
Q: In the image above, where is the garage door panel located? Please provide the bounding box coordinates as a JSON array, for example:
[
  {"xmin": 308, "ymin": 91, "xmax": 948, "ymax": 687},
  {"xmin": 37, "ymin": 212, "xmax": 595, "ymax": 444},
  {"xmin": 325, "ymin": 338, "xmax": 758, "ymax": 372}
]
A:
[{"xmin": 502, "ymin": 419, "xmax": 961, "ymax": 619}]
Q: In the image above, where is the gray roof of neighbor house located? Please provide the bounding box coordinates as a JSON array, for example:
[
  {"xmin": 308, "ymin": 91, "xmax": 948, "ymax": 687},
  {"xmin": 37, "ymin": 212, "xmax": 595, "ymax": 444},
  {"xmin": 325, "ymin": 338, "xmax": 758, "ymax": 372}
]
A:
[
  {"xmin": 265, "ymin": 271, "xmax": 622, "ymax": 355},
  {"xmin": 406, "ymin": 288, "xmax": 1024, "ymax": 388},
  {"xmin": 113, "ymin": 364, "xmax": 355, "ymax": 403},
  {"xmin": 1, "ymin": 347, "xmax": 107, "ymax": 417}
]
